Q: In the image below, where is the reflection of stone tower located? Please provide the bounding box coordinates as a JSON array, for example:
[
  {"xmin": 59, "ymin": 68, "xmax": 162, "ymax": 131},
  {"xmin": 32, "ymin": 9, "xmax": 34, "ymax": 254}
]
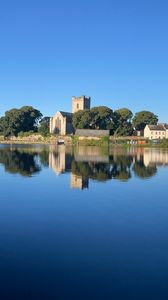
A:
[
  {"xmin": 72, "ymin": 96, "xmax": 91, "ymax": 114},
  {"xmin": 70, "ymin": 174, "xmax": 89, "ymax": 190}
]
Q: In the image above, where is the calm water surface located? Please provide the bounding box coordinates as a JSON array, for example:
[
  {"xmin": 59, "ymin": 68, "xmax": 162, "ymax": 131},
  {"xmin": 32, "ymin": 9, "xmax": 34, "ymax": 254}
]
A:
[{"xmin": 0, "ymin": 144, "xmax": 168, "ymax": 300}]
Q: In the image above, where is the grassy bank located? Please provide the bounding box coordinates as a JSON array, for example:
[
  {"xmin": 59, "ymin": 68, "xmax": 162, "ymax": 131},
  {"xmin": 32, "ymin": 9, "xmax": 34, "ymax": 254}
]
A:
[{"xmin": 1, "ymin": 133, "xmax": 168, "ymax": 148}]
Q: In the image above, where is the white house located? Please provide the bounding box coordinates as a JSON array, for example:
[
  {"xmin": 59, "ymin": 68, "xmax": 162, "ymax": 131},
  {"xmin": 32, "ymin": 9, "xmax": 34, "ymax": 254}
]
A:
[{"xmin": 144, "ymin": 124, "xmax": 168, "ymax": 140}]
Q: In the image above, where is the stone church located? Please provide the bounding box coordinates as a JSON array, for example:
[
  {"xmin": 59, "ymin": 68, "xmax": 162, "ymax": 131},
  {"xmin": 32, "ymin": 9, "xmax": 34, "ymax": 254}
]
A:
[{"xmin": 50, "ymin": 96, "xmax": 91, "ymax": 135}]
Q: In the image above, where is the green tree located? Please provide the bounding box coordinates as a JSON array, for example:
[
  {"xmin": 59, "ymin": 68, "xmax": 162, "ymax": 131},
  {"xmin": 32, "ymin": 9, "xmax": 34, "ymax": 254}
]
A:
[
  {"xmin": 114, "ymin": 122, "xmax": 133, "ymax": 136},
  {"xmin": 38, "ymin": 117, "xmax": 50, "ymax": 137},
  {"xmin": 0, "ymin": 117, "xmax": 6, "ymax": 135},
  {"xmin": 115, "ymin": 108, "xmax": 133, "ymax": 123},
  {"xmin": 114, "ymin": 108, "xmax": 133, "ymax": 136},
  {"xmin": 90, "ymin": 106, "xmax": 114, "ymax": 130},
  {"xmin": 133, "ymin": 111, "xmax": 158, "ymax": 131},
  {"xmin": 73, "ymin": 110, "xmax": 91, "ymax": 129},
  {"xmin": 19, "ymin": 106, "xmax": 42, "ymax": 132},
  {"xmin": 0, "ymin": 106, "xmax": 42, "ymax": 137},
  {"xmin": 1, "ymin": 109, "xmax": 23, "ymax": 136}
]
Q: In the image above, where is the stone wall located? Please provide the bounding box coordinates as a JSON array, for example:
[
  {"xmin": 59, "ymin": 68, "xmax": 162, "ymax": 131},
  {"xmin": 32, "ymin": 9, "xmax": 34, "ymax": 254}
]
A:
[{"xmin": 75, "ymin": 129, "xmax": 110, "ymax": 137}]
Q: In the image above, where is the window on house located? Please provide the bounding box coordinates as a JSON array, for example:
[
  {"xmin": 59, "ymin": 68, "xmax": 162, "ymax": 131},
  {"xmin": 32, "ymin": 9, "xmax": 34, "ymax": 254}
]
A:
[{"xmin": 77, "ymin": 104, "xmax": 79, "ymax": 109}]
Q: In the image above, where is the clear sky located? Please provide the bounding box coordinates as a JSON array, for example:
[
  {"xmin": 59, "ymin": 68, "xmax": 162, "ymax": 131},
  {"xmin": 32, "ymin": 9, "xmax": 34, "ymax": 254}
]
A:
[{"xmin": 0, "ymin": 0, "xmax": 167, "ymax": 121}]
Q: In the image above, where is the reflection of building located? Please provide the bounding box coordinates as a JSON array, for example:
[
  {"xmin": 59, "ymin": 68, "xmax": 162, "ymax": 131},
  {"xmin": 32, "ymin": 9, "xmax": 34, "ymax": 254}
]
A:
[
  {"xmin": 144, "ymin": 124, "xmax": 168, "ymax": 140},
  {"xmin": 49, "ymin": 146, "xmax": 72, "ymax": 175},
  {"xmin": 49, "ymin": 146, "xmax": 89, "ymax": 190},
  {"xmin": 70, "ymin": 174, "xmax": 89, "ymax": 190},
  {"xmin": 49, "ymin": 150, "xmax": 66, "ymax": 175},
  {"xmin": 48, "ymin": 145, "xmax": 168, "ymax": 189},
  {"xmin": 50, "ymin": 96, "xmax": 91, "ymax": 135},
  {"xmin": 125, "ymin": 147, "xmax": 168, "ymax": 167},
  {"xmin": 143, "ymin": 148, "xmax": 168, "ymax": 167},
  {"xmin": 74, "ymin": 146, "xmax": 109, "ymax": 163}
]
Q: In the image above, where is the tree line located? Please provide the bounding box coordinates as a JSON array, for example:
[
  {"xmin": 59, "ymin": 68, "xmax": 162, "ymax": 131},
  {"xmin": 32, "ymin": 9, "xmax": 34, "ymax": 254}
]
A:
[
  {"xmin": 0, "ymin": 105, "xmax": 158, "ymax": 137},
  {"xmin": 0, "ymin": 106, "xmax": 49, "ymax": 137},
  {"xmin": 72, "ymin": 107, "xmax": 158, "ymax": 135}
]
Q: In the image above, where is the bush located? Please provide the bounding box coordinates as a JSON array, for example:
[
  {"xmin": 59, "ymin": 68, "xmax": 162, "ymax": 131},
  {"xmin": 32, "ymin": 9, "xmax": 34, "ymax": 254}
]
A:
[{"xmin": 18, "ymin": 131, "xmax": 34, "ymax": 138}]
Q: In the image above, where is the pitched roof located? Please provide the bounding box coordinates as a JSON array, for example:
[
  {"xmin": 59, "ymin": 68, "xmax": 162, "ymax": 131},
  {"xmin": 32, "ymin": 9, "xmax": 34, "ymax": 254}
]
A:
[
  {"xmin": 59, "ymin": 111, "xmax": 73, "ymax": 122},
  {"xmin": 163, "ymin": 124, "xmax": 168, "ymax": 129},
  {"xmin": 148, "ymin": 124, "xmax": 165, "ymax": 131}
]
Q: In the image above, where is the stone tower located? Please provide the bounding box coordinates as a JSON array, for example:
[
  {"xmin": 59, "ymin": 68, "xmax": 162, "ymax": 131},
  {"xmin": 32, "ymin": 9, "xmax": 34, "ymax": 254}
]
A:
[{"xmin": 72, "ymin": 96, "xmax": 91, "ymax": 114}]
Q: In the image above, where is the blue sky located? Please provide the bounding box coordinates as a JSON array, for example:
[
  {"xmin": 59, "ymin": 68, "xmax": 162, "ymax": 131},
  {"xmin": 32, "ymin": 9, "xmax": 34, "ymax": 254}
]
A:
[{"xmin": 0, "ymin": 0, "xmax": 167, "ymax": 121}]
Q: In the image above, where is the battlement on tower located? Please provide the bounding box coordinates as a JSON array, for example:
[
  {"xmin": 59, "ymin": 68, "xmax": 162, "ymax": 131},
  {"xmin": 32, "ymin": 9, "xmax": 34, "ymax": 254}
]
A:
[{"xmin": 72, "ymin": 96, "xmax": 91, "ymax": 114}]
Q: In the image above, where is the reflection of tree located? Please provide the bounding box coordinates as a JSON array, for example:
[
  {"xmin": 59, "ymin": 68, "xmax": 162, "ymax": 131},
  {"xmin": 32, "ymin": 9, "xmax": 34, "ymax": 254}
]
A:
[
  {"xmin": 71, "ymin": 155, "xmax": 133, "ymax": 182},
  {"xmin": 71, "ymin": 160, "xmax": 91, "ymax": 179},
  {"xmin": 133, "ymin": 157, "xmax": 157, "ymax": 179},
  {"xmin": 0, "ymin": 148, "xmax": 41, "ymax": 176},
  {"xmin": 90, "ymin": 163, "xmax": 113, "ymax": 181},
  {"xmin": 39, "ymin": 149, "xmax": 49, "ymax": 167},
  {"xmin": 72, "ymin": 160, "xmax": 112, "ymax": 182},
  {"xmin": 0, "ymin": 146, "xmax": 159, "ymax": 182},
  {"xmin": 133, "ymin": 155, "xmax": 157, "ymax": 178},
  {"xmin": 110, "ymin": 155, "xmax": 133, "ymax": 181}
]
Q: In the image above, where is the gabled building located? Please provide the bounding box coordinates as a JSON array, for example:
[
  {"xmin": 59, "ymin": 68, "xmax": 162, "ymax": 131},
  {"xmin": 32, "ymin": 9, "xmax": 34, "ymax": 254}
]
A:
[
  {"xmin": 50, "ymin": 96, "xmax": 91, "ymax": 135},
  {"xmin": 50, "ymin": 111, "xmax": 73, "ymax": 135},
  {"xmin": 144, "ymin": 124, "xmax": 168, "ymax": 140}
]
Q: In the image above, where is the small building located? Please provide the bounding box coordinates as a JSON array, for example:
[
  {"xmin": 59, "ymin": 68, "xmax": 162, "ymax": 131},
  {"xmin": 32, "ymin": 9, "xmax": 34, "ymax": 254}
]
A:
[
  {"xmin": 50, "ymin": 96, "xmax": 91, "ymax": 135},
  {"xmin": 144, "ymin": 124, "xmax": 168, "ymax": 140}
]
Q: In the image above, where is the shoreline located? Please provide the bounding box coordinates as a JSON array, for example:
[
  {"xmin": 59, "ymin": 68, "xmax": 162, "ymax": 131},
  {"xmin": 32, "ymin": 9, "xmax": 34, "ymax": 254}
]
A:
[
  {"xmin": 0, "ymin": 134, "xmax": 168, "ymax": 148},
  {"xmin": 0, "ymin": 140, "xmax": 168, "ymax": 149}
]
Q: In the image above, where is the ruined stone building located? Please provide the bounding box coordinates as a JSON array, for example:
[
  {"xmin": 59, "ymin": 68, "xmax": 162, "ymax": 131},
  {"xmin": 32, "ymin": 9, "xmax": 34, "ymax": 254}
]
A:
[{"xmin": 50, "ymin": 96, "xmax": 91, "ymax": 135}]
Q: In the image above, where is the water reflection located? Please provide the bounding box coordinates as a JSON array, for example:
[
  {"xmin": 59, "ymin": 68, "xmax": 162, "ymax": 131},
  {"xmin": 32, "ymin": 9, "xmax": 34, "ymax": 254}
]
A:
[
  {"xmin": 0, "ymin": 146, "xmax": 41, "ymax": 176},
  {"xmin": 0, "ymin": 145, "xmax": 168, "ymax": 188}
]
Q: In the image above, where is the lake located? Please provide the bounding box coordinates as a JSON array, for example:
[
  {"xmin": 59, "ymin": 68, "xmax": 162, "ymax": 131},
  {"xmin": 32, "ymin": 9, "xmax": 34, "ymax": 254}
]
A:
[{"xmin": 0, "ymin": 144, "xmax": 168, "ymax": 300}]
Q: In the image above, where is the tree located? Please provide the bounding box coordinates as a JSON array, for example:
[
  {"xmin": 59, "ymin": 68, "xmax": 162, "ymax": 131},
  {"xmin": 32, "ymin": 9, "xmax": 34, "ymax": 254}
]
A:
[
  {"xmin": 133, "ymin": 111, "xmax": 158, "ymax": 131},
  {"xmin": 0, "ymin": 117, "xmax": 6, "ymax": 135},
  {"xmin": 19, "ymin": 106, "xmax": 42, "ymax": 132},
  {"xmin": 115, "ymin": 108, "xmax": 133, "ymax": 123},
  {"xmin": 0, "ymin": 106, "xmax": 42, "ymax": 137},
  {"xmin": 38, "ymin": 117, "xmax": 50, "ymax": 137},
  {"xmin": 73, "ymin": 110, "xmax": 91, "ymax": 129},
  {"xmin": 114, "ymin": 108, "xmax": 133, "ymax": 136},
  {"xmin": 114, "ymin": 122, "xmax": 133, "ymax": 136},
  {"xmin": 90, "ymin": 106, "xmax": 114, "ymax": 130}
]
